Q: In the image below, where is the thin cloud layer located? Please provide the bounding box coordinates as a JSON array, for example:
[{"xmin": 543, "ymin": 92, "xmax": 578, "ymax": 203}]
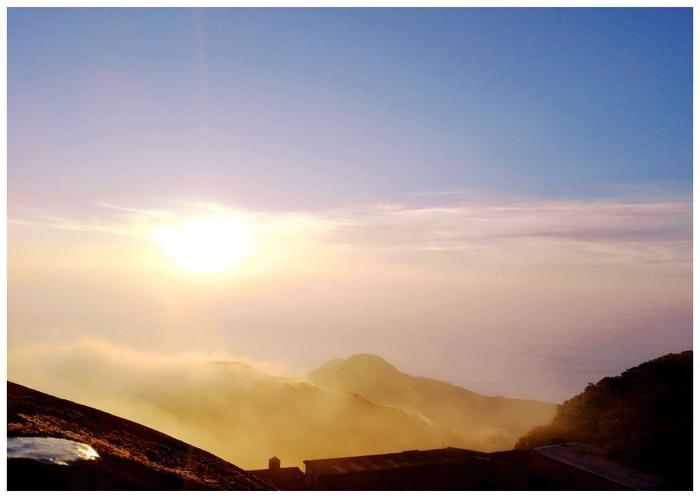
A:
[
  {"xmin": 10, "ymin": 198, "xmax": 692, "ymax": 259},
  {"xmin": 8, "ymin": 196, "xmax": 691, "ymax": 402},
  {"xmin": 323, "ymin": 200, "xmax": 690, "ymax": 260}
]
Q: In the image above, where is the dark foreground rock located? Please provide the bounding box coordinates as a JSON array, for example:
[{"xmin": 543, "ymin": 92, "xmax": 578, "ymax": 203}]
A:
[{"xmin": 7, "ymin": 382, "xmax": 272, "ymax": 490}]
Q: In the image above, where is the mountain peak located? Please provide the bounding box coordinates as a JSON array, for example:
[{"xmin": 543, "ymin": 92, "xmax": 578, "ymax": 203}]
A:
[
  {"xmin": 344, "ymin": 353, "xmax": 397, "ymax": 370},
  {"xmin": 308, "ymin": 353, "xmax": 400, "ymax": 382}
]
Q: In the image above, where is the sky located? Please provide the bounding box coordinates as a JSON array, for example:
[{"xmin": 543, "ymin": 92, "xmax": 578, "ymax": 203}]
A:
[{"xmin": 8, "ymin": 8, "xmax": 693, "ymax": 402}]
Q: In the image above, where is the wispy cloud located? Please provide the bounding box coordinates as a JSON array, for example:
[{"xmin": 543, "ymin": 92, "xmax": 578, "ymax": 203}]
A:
[
  {"xmin": 320, "ymin": 200, "xmax": 691, "ymax": 267},
  {"xmin": 10, "ymin": 198, "xmax": 692, "ymax": 268},
  {"xmin": 409, "ymin": 190, "xmax": 476, "ymax": 197}
]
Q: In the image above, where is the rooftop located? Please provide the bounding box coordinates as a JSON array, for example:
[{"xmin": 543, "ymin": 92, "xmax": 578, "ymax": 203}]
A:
[
  {"xmin": 534, "ymin": 443, "xmax": 673, "ymax": 491},
  {"xmin": 303, "ymin": 447, "xmax": 492, "ymax": 475},
  {"xmin": 249, "ymin": 467, "xmax": 306, "ymax": 490}
]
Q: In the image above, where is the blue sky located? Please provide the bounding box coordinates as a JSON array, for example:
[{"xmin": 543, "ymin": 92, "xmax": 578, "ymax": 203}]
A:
[{"xmin": 9, "ymin": 8, "xmax": 692, "ymax": 213}]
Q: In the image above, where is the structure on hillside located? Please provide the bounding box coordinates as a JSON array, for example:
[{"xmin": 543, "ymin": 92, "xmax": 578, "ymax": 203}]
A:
[
  {"xmin": 530, "ymin": 442, "xmax": 673, "ymax": 491},
  {"xmin": 304, "ymin": 447, "xmax": 498, "ymax": 490},
  {"xmin": 249, "ymin": 444, "xmax": 674, "ymax": 491},
  {"xmin": 249, "ymin": 457, "xmax": 306, "ymax": 491}
]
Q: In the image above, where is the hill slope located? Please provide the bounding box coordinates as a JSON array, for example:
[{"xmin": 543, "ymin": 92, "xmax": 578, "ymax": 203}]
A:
[
  {"xmin": 9, "ymin": 342, "xmax": 443, "ymax": 469},
  {"xmin": 7, "ymin": 381, "xmax": 271, "ymax": 490},
  {"xmin": 515, "ymin": 351, "xmax": 692, "ymax": 488},
  {"xmin": 308, "ymin": 353, "xmax": 556, "ymax": 451}
]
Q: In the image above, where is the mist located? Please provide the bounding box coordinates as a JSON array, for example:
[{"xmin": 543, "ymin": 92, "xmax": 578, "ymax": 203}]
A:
[
  {"xmin": 9, "ymin": 338, "xmax": 555, "ymax": 469},
  {"xmin": 9, "ymin": 199, "xmax": 692, "ymax": 402}
]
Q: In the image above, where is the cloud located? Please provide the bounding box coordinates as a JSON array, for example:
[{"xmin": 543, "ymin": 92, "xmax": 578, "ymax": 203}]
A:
[
  {"xmin": 11, "ymin": 198, "xmax": 691, "ymax": 245},
  {"xmin": 321, "ymin": 200, "xmax": 691, "ymax": 267},
  {"xmin": 9, "ymin": 197, "xmax": 691, "ymax": 274},
  {"xmin": 324, "ymin": 200, "xmax": 691, "ymax": 243},
  {"xmin": 409, "ymin": 190, "xmax": 476, "ymax": 197}
]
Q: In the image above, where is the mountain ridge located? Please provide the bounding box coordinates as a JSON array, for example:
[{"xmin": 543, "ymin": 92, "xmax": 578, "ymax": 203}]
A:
[
  {"xmin": 311, "ymin": 352, "xmax": 551, "ymax": 402},
  {"xmin": 7, "ymin": 343, "xmax": 554, "ymax": 469},
  {"xmin": 308, "ymin": 353, "xmax": 556, "ymax": 452}
]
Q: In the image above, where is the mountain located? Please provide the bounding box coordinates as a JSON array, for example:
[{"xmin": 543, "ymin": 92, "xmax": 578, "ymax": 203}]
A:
[
  {"xmin": 308, "ymin": 353, "xmax": 556, "ymax": 452},
  {"xmin": 9, "ymin": 342, "xmax": 443, "ymax": 469},
  {"xmin": 7, "ymin": 381, "xmax": 271, "ymax": 490},
  {"xmin": 515, "ymin": 351, "xmax": 692, "ymax": 489},
  {"xmin": 8, "ymin": 342, "xmax": 554, "ymax": 470}
]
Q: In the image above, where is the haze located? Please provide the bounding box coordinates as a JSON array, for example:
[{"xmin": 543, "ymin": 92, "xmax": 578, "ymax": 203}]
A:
[{"xmin": 9, "ymin": 7, "xmax": 691, "ymax": 410}]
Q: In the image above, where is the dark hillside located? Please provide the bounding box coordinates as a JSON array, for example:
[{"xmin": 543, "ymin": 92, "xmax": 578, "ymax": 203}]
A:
[
  {"xmin": 7, "ymin": 382, "xmax": 271, "ymax": 490},
  {"xmin": 516, "ymin": 351, "xmax": 692, "ymax": 488}
]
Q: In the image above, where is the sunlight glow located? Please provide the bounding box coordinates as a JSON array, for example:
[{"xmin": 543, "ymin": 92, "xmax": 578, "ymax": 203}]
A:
[{"xmin": 149, "ymin": 218, "xmax": 260, "ymax": 274}]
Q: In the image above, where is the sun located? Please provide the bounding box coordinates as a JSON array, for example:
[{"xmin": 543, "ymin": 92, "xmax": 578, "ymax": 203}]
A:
[{"xmin": 149, "ymin": 218, "xmax": 260, "ymax": 274}]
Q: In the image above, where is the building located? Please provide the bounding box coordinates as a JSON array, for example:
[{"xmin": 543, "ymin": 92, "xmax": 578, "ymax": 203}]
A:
[
  {"xmin": 248, "ymin": 444, "xmax": 675, "ymax": 491},
  {"xmin": 530, "ymin": 442, "xmax": 673, "ymax": 491},
  {"xmin": 303, "ymin": 447, "xmax": 499, "ymax": 490},
  {"xmin": 249, "ymin": 456, "xmax": 306, "ymax": 491}
]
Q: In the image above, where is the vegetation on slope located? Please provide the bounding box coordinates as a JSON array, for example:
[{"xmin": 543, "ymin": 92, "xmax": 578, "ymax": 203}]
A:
[{"xmin": 516, "ymin": 351, "xmax": 692, "ymax": 488}]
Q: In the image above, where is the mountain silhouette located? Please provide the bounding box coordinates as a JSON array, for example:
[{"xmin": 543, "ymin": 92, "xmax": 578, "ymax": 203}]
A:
[{"xmin": 308, "ymin": 353, "xmax": 556, "ymax": 452}]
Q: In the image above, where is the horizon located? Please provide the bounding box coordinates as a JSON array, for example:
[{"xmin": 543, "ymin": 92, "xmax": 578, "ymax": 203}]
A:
[{"xmin": 8, "ymin": 7, "xmax": 692, "ymax": 406}]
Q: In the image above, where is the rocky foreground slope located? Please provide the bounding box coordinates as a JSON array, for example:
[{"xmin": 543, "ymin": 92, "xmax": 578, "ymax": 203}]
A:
[{"xmin": 7, "ymin": 382, "xmax": 271, "ymax": 490}]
